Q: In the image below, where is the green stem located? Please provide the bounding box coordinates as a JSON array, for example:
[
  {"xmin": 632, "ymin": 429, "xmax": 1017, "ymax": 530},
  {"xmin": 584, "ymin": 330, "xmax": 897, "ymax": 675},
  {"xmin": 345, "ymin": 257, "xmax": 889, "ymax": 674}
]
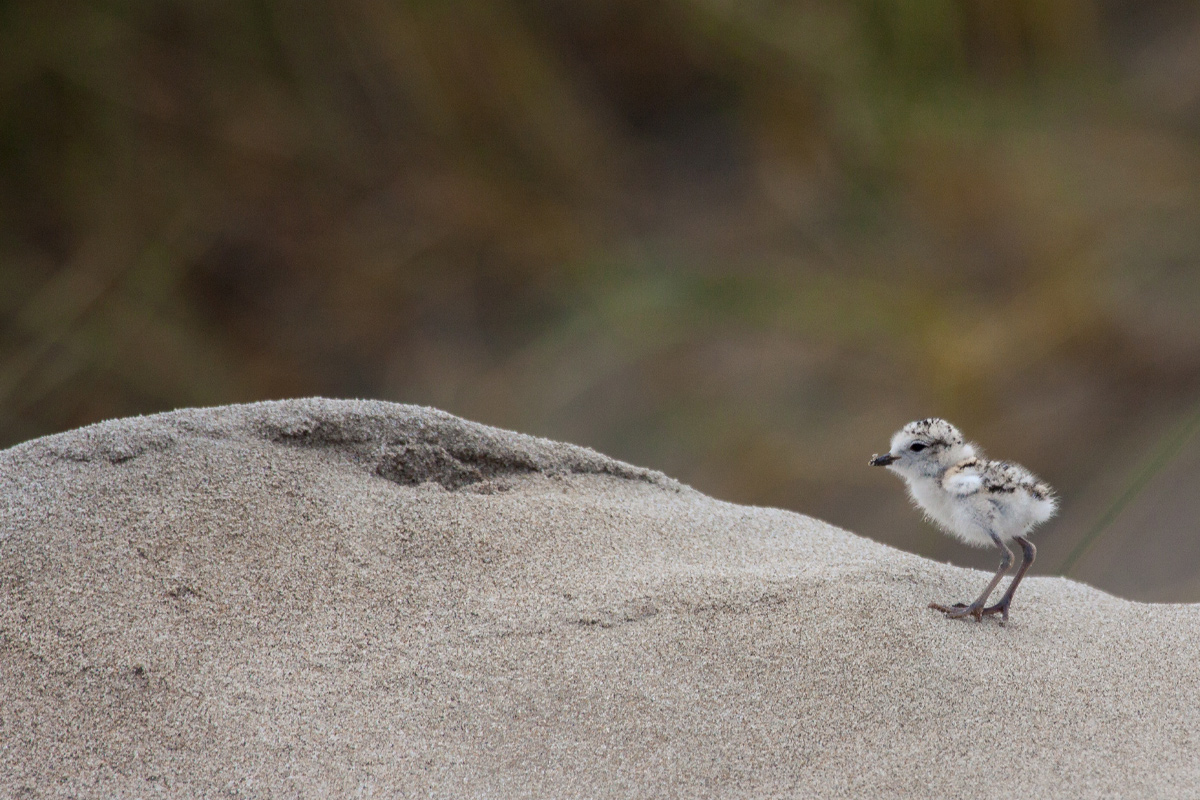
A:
[{"xmin": 1059, "ymin": 402, "xmax": 1200, "ymax": 576}]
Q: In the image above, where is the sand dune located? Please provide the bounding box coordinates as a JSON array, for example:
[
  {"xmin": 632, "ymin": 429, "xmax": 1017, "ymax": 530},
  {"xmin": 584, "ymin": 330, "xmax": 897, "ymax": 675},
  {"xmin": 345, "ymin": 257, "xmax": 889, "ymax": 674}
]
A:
[{"xmin": 2, "ymin": 398, "xmax": 1197, "ymax": 797}]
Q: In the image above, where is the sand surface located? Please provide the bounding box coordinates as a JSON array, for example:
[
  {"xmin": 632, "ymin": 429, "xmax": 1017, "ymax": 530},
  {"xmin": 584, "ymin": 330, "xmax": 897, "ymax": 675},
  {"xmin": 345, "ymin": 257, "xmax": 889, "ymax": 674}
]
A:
[{"xmin": 1, "ymin": 398, "xmax": 1198, "ymax": 798}]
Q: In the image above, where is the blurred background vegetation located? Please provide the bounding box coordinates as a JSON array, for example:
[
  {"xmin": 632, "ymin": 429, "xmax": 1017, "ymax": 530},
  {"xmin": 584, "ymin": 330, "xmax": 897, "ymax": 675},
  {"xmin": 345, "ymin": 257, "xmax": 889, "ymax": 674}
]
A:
[{"xmin": 3, "ymin": 0, "xmax": 1199, "ymax": 600}]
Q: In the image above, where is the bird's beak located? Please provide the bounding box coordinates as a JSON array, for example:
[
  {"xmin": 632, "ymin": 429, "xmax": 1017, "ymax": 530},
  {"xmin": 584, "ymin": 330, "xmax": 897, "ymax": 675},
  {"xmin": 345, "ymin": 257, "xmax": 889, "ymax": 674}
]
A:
[{"xmin": 869, "ymin": 453, "xmax": 898, "ymax": 467}]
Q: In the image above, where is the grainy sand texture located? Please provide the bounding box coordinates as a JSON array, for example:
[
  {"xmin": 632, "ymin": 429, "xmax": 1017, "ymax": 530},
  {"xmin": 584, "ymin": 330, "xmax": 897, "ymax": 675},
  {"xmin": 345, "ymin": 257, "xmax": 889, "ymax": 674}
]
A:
[{"xmin": 2, "ymin": 398, "xmax": 1198, "ymax": 798}]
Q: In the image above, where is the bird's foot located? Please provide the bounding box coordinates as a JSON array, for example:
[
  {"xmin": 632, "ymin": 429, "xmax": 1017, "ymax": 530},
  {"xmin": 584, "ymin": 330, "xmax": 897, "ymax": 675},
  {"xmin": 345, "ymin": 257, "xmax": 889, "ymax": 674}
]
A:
[
  {"xmin": 928, "ymin": 601, "xmax": 985, "ymax": 622},
  {"xmin": 980, "ymin": 597, "xmax": 1011, "ymax": 623}
]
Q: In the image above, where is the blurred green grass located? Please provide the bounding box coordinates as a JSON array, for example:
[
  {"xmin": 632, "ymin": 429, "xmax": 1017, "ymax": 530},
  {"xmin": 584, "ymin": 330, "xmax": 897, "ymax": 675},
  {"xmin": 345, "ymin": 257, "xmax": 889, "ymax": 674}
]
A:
[{"xmin": 3, "ymin": 0, "xmax": 1200, "ymax": 599}]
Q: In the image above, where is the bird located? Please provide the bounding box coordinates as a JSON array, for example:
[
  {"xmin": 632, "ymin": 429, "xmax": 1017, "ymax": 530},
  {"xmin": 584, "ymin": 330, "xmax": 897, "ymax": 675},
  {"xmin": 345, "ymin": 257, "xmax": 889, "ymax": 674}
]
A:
[{"xmin": 869, "ymin": 418, "xmax": 1057, "ymax": 622}]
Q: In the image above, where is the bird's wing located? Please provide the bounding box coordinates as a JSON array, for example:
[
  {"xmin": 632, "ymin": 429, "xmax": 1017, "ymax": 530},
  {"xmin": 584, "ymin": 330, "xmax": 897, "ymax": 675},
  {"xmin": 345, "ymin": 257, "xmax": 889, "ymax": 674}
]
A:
[{"xmin": 942, "ymin": 459, "xmax": 984, "ymax": 496}]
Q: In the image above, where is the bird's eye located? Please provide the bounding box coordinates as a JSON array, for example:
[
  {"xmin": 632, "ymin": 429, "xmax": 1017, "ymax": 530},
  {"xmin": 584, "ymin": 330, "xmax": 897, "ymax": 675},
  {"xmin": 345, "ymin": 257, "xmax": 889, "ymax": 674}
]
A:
[{"xmin": 909, "ymin": 443, "xmax": 927, "ymax": 452}]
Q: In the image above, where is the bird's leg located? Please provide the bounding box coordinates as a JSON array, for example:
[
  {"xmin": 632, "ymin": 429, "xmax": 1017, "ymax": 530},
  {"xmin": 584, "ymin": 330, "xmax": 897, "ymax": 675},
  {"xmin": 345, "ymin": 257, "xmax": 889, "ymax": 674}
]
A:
[
  {"xmin": 981, "ymin": 536, "xmax": 1035, "ymax": 623},
  {"xmin": 929, "ymin": 533, "xmax": 1012, "ymax": 622}
]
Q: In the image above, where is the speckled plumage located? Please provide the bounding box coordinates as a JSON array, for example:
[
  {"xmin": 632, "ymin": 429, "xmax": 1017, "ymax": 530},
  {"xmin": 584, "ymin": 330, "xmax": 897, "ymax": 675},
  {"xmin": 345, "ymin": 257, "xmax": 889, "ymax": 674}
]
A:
[{"xmin": 870, "ymin": 418, "xmax": 1057, "ymax": 621}]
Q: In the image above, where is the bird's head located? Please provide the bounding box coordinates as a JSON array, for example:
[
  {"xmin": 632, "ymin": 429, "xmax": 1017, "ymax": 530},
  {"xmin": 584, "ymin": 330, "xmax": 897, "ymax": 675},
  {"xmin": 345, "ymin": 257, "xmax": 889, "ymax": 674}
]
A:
[{"xmin": 869, "ymin": 418, "xmax": 974, "ymax": 479}]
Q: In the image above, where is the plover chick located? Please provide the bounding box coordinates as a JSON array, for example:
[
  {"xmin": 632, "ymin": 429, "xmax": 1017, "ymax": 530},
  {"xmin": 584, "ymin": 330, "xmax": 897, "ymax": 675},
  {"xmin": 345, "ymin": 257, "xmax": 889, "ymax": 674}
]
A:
[{"xmin": 869, "ymin": 418, "xmax": 1057, "ymax": 622}]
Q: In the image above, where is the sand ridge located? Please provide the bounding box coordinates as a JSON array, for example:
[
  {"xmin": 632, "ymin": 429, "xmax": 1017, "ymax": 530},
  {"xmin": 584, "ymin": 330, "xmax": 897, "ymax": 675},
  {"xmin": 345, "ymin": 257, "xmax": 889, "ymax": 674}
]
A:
[{"xmin": 1, "ymin": 399, "xmax": 1198, "ymax": 797}]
